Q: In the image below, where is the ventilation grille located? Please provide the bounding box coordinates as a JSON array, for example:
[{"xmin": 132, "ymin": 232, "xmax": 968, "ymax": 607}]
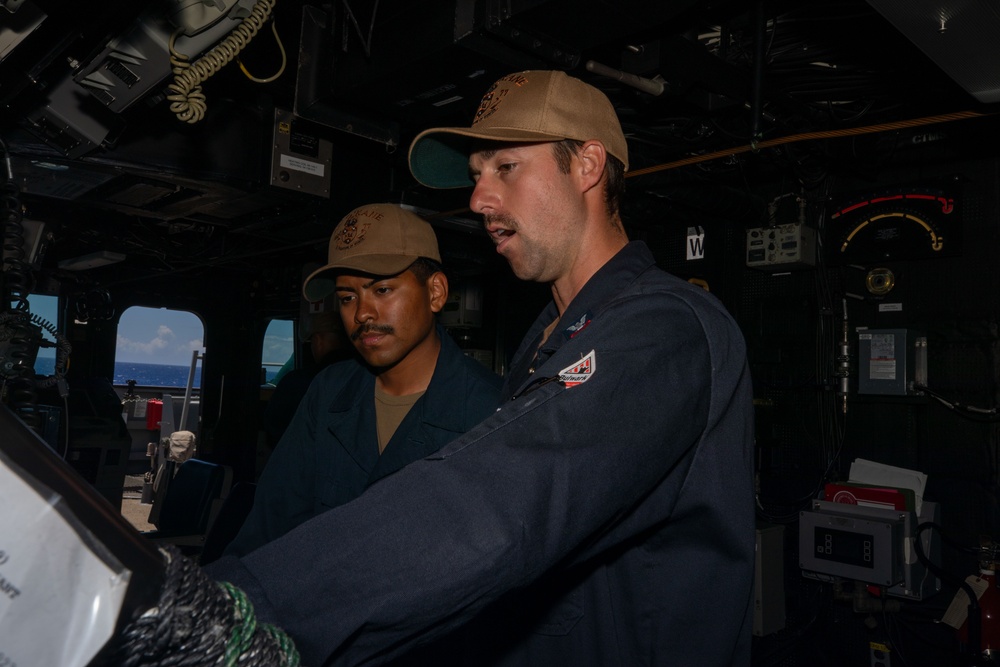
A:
[{"xmin": 105, "ymin": 59, "xmax": 140, "ymax": 88}]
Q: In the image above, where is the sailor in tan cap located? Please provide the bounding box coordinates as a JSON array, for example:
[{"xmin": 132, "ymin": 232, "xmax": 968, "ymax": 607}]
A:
[{"xmin": 223, "ymin": 203, "xmax": 501, "ymax": 558}]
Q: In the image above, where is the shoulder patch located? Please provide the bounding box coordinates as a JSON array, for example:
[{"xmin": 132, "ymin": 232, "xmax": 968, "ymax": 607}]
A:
[{"xmin": 558, "ymin": 350, "xmax": 596, "ymax": 387}]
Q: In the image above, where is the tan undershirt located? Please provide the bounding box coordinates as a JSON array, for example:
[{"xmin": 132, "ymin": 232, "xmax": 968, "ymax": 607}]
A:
[
  {"xmin": 539, "ymin": 319, "xmax": 559, "ymax": 348},
  {"xmin": 374, "ymin": 386, "xmax": 425, "ymax": 454}
]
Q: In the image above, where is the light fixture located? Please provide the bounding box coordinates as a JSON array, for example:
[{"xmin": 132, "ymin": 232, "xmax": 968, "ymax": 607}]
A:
[{"xmin": 58, "ymin": 250, "xmax": 125, "ymax": 271}]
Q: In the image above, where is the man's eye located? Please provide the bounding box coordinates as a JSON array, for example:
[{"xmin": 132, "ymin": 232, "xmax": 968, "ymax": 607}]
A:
[
  {"xmin": 498, "ymin": 162, "xmax": 515, "ymax": 173},
  {"xmin": 338, "ymin": 295, "xmax": 354, "ymax": 305},
  {"xmin": 375, "ymin": 286, "xmax": 392, "ymax": 295}
]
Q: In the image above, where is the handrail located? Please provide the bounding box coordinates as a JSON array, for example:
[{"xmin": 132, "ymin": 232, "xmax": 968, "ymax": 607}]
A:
[{"xmin": 179, "ymin": 349, "xmax": 203, "ymax": 433}]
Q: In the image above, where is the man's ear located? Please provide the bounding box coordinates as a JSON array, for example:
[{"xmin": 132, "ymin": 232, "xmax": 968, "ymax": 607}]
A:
[
  {"xmin": 577, "ymin": 140, "xmax": 608, "ymax": 192},
  {"xmin": 427, "ymin": 272, "xmax": 449, "ymax": 313}
]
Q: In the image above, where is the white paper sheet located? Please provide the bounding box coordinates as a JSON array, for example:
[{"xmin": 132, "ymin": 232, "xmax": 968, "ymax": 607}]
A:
[
  {"xmin": 849, "ymin": 458, "xmax": 927, "ymax": 514},
  {"xmin": 0, "ymin": 458, "xmax": 129, "ymax": 667}
]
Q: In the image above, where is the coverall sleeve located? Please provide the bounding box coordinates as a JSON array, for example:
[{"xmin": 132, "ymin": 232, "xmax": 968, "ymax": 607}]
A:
[{"xmin": 206, "ymin": 289, "xmax": 733, "ymax": 665}]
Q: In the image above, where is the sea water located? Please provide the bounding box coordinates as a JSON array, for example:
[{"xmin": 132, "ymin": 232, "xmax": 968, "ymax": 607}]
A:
[{"xmin": 32, "ymin": 357, "xmax": 282, "ymax": 387}]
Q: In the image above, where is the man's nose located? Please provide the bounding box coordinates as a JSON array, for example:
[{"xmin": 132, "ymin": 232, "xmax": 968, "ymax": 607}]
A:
[
  {"xmin": 470, "ymin": 176, "xmax": 497, "ymax": 215},
  {"xmin": 354, "ymin": 294, "xmax": 376, "ymax": 323}
]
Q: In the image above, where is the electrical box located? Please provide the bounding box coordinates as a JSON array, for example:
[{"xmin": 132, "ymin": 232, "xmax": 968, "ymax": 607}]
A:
[
  {"xmin": 270, "ymin": 109, "xmax": 332, "ymax": 198},
  {"xmin": 746, "ymin": 223, "xmax": 816, "ymax": 270},
  {"xmin": 857, "ymin": 328, "xmax": 927, "ymax": 396},
  {"xmin": 25, "ymin": 72, "xmax": 121, "ymax": 158},
  {"xmin": 799, "ymin": 500, "xmax": 906, "ymax": 587},
  {"xmin": 800, "ymin": 499, "xmax": 940, "ymax": 600}
]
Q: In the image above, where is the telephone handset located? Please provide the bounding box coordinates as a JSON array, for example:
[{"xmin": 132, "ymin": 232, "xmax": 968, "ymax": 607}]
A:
[
  {"xmin": 165, "ymin": 0, "xmax": 276, "ymax": 123},
  {"xmin": 168, "ymin": 0, "xmax": 254, "ymax": 37}
]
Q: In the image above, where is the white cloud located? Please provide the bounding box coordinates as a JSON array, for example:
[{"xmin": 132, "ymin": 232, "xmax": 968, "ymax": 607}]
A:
[
  {"xmin": 263, "ymin": 333, "xmax": 295, "ymax": 366},
  {"xmin": 116, "ymin": 307, "xmax": 205, "ymax": 366},
  {"xmin": 116, "ymin": 324, "xmax": 179, "ymax": 357}
]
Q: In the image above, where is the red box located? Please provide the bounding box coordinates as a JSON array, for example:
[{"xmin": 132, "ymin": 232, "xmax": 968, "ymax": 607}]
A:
[
  {"xmin": 145, "ymin": 399, "xmax": 163, "ymax": 431},
  {"xmin": 824, "ymin": 483, "xmax": 909, "ymax": 510}
]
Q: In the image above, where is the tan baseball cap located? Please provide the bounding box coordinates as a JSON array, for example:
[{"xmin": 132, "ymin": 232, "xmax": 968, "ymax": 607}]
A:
[
  {"xmin": 302, "ymin": 204, "xmax": 441, "ymax": 302},
  {"xmin": 408, "ymin": 69, "xmax": 628, "ymax": 189}
]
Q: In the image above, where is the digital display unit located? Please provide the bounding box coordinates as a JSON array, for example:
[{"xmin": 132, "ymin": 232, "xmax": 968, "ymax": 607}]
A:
[
  {"xmin": 799, "ymin": 500, "xmax": 905, "ymax": 587},
  {"xmin": 813, "ymin": 526, "xmax": 875, "ymax": 569}
]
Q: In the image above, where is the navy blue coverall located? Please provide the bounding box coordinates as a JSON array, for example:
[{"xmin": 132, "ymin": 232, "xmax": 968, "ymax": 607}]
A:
[
  {"xmin": 205, "ymin": 242, "xmax": 756, "ymax": 666},
  {"xmin": 225, "ymin": 323, "xmax": 502, "ymax": 556}
]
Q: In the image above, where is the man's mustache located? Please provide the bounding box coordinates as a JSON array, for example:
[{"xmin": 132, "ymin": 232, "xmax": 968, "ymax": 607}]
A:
[
  {"xmin": 483, "ymin": 213, "xmax": 518, "ymax": 230},
  {"xmin": 351, "ymin": 324, "xmax": 394, "ymax": 341}
]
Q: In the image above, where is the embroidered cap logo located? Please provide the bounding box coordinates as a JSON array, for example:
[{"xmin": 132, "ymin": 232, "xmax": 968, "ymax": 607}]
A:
[
  {"xmin": 473, "ymin": 73, "xmax": 528, "ymax": 125},
  {"xmin": 335, "ymin": 217, "xmax": 370, "ymax": 251},
  {"xmin": 474, "ymin": 86, "xmax": 506, "ymax": 124}
]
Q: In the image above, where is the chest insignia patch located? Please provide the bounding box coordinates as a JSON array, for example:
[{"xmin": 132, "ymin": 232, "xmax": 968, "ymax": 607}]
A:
[
  {"xmin": 565, "ymin": 312, "xmax": 592, "ymax": 339},
  {"xmin": 558, "ymin": 349, "xmax": 596, "ymax": 387}
]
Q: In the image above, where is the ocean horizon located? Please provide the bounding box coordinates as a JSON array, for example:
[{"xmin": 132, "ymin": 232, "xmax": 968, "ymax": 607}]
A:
[
  {"xmin": 32, "ymin": 358, "xmax": 282, "ymax": 387},
  {"xmin": 31, "ymin": 357, "xmax": 203, "ymax": 387}
]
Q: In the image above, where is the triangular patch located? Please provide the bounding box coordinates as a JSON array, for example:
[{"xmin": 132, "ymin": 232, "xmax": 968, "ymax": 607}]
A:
[{"xmin": 558, "ymin": 349, "xmax": 596, "ymax": 387}]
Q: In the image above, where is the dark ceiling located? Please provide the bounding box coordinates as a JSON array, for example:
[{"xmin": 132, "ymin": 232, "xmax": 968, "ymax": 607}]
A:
[{"xmin": 1, "ymin": 0, "xmax": 997, "ymax": 291}]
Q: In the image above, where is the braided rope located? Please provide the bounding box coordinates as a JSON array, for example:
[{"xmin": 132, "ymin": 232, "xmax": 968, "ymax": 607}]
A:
[{"xmin": 116, "ymin": 546, "xmax": 299, "ymax": 667}]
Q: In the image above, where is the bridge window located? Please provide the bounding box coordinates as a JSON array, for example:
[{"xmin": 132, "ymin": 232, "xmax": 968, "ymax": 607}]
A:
[
  {"xmin": 262, "ymin": 318, "xmax": 295, "ymax": 386},
  {"xmin": 115, "ymin": 306, "xmax": 205, "ymax": 388}
]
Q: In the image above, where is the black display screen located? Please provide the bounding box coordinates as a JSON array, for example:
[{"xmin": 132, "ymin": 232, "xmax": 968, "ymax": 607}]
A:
[{"xmin": 813, "ymin": 527, "xmax": 875, "ymax": 569}]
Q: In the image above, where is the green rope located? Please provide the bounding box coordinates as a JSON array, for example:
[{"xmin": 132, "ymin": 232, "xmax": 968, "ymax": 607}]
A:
[
  {"xmin": 218, "ymin": 581, "xmax": 301, "ymax": 667},
  {"xmin": 261, "ymin": 623, "xmax": 302, "ymax": 666},
  {"xmin": 219, "ymin": 581, "xmax": 257, "ymax": 666}
]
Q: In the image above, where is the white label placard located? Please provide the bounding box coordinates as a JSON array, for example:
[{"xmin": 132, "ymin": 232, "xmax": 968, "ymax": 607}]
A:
[
  {"xmin": 279, "ymin": 154, "xmax": 326, "ymax": 177},
  {"xmin": 0, "ymin": 458, "xmax": 130, "ymax": 667}
]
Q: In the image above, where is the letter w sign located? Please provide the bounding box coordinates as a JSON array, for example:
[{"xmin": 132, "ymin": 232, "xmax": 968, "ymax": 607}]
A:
[{"xmin": 686, "ymin": 226, "xmax": 705, "ymax": 260}]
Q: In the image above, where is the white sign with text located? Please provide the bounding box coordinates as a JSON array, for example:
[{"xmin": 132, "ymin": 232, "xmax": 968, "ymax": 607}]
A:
[{"xmin": 0, "ymin": 458, "xmax": 129, "ymax": 667}]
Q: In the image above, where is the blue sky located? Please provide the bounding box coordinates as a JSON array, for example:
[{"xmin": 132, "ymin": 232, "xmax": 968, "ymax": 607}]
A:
[
  {"xmin": 116, "ymin": 306, "xmax": 207, "ymax": 365},
  {"xmin": 29, "ymin": 296, "xmax": 294, "ymax": 367}
]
